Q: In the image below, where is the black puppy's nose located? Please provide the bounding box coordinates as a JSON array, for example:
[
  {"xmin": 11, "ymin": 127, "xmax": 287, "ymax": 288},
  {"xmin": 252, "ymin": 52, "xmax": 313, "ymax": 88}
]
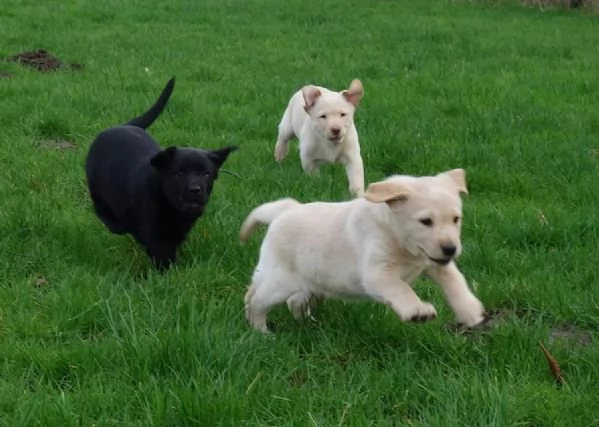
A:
[
  {"xmin": 331, "ymin": 127, "xmax": 340, "ymax": 135},
  {"xmin": 188, "ymin": 185, "xmax": 202, "ymax": 194},
  {"xmin": 441, "ymin": 244, "xmax": 456, "ymax": 257}
]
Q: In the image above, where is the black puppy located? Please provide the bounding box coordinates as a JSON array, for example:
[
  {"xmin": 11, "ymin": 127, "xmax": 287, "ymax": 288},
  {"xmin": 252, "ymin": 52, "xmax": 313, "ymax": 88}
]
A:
[{"xmin": 85, "ymin": 77, "xmax": 238, "ymax": 270}]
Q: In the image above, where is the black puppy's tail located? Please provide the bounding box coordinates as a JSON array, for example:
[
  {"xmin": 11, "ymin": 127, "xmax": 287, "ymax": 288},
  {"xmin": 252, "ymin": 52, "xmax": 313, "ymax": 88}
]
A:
[{"xmin": 126, "ymin": 77, "xmax": 176, "ymax": 129}]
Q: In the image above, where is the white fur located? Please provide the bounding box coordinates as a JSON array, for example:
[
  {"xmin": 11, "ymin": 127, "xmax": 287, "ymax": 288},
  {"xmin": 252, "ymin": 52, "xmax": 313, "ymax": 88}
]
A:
[
  {"xmin": 240, "ymin": 169, "xmax": 485, "ymax": 334},
  {"xmin": 274, "ymin": 79, "xmax": 365, "ymax": 197}
]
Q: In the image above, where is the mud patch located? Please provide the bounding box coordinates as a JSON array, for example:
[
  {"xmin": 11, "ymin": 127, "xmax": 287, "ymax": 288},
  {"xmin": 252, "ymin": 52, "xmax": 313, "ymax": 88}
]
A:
[
  {"xmin": 549, "ymin": 323, "xmax": 592, "ymax": 347},
  {"xmin": 8, "ymin": 49, "xmax": 83, "ymax": 73},
  {"xmin": 446, "ymin": 308, "xmax": 527, "ymax": 334},
  {"xmin": 37, "ymin": 139, "xmax": 76, "ymax": 150}
]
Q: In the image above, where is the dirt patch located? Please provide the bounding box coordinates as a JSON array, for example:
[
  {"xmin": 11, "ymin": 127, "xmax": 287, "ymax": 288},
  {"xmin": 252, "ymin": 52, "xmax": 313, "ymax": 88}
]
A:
[
  {"xmin": 549, "ymin": 323, "xmax": 592, "ymax": 347},
  {"xmin": 37, "ymin": 139, "xmax": 76, "ymax": 150},
  {"xmin": 446, "ymin": 308, "xmax": 526, "ymax": 333},
  {"xmin": 0, "ymin": 71, "xmax": 11, "ymax": 78},
  {"xmin": 8, "ymin": 49, "xmax": 83, "ymax": 73}
]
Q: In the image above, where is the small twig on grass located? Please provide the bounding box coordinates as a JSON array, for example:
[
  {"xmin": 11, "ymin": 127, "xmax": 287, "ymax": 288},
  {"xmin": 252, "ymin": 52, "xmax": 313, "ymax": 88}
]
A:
[
  {"xmin": 220, "ymin": 169, "xmax": 242, "ymax": 179},
  {"xmin": 538, "ymin": 341, "xmax": 565, "ymax": 386}
]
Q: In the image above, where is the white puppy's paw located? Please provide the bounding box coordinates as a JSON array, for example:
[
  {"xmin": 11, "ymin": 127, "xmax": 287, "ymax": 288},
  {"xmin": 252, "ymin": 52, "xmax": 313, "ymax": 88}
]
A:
[
  {"xmin": 454, "ymin": 296, "xmax": 485, "ymax": 327},
  {"xmin": 274, "ymin": 141, "xmax": 288, "ymax": 162},
  {"xmin": 401, "ymin": 301, "xmax": 437, "ymax": 323}
]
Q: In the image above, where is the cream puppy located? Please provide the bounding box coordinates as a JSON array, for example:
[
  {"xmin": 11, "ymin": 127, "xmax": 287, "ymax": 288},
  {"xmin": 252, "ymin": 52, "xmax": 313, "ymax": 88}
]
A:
[
  {"xmin": 240, "ymin": 169, "xmax": 485, "ymax": 334},
  {"xmin": 274, "ymin": 79, "xmax": 365, "ymax": 197}
]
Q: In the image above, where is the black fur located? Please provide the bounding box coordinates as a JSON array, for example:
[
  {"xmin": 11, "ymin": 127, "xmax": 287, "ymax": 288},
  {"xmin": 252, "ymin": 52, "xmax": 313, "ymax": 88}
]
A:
[{"xmin": 85, "ymin": 77, "xmax": 238, "ymax": 270}]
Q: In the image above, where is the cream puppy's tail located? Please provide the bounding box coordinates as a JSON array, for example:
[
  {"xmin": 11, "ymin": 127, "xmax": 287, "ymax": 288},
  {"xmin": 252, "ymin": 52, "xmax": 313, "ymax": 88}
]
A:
[{"xmin": 240, "ymin": 198, "xmax": 300, "ymax": 241}]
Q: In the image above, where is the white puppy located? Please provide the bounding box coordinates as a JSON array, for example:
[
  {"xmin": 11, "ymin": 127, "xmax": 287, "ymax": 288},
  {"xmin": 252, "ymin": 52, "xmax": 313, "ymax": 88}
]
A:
[
  {"xmin": 240, "ymin": 168, "xmax": 485, "ymax": 334},
  {"xmin": 274, "ymin": 79, "xmax": 365, "ymax": 197}
]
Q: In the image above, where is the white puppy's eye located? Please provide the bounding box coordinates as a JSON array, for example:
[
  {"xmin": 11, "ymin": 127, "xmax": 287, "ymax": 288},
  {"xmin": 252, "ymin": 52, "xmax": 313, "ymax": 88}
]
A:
[
  {"xmin": 319, "ymin": 114, "xmax": 327, "ymax": 119},
  {"xmin": 340, "ymin": 113, "xmax": 347, "ymax": 117},
  {"xmin": 420, "ymin": 218, "xmax": 433, "ymax": 227},
  {"xmin": 453, "ymin": 216, "xmax": 460, "ymax": 224}
]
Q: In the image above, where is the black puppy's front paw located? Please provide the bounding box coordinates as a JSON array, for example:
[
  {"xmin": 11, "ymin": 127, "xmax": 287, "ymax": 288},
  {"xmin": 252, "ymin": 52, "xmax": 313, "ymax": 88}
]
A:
[{"xmin": 146, "ymin": 246, "xmax": 177, "ymax": 272}]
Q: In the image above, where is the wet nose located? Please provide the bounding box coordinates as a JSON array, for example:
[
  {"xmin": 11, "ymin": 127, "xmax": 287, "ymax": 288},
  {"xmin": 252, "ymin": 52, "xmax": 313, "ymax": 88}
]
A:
[
  {"xmin": 441, "ymin": 244, "xmax": 456, "ymax": 257},
  {"xmin": 188, "ymin": 185, "xmax": 202, "ymax": 194},
  {"xmin": 331, "ymin": 127, "xmax": 340, "ymax": 135}
]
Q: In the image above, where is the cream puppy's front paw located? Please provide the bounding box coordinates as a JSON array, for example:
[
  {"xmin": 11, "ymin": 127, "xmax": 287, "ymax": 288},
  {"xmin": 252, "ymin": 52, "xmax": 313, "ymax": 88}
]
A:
[
  {"xmin": 274, "ymin": 141, "xmax": 288, "ymax": 162},
  {"xmin": 454, "ymin": 295, "xmax": 485, "ymax": 327},
  {"xmin": 401, "ymin": 301, "xmax": 438, "ymax": 323}
]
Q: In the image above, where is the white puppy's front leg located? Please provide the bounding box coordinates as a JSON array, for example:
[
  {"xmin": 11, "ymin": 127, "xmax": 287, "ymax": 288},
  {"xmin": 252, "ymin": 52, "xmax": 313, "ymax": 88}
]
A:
[
  {"xmin": 364, "ymin": 270, "xmax": 437, "ymax": 322},
  {"xmin": 343, "ymin": 153, "xmax": 365, "ymax": 197},
  {"xmin": 426, "ymin": 263, "xmax": 484, "ymax": 327},
  {"xmin": 299, "ymin": 144, "xmax": 319, "ymax": 175}
]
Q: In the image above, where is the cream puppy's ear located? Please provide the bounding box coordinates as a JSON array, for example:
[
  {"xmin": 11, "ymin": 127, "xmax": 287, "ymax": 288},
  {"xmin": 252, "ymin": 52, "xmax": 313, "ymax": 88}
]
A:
[
  {"xmin": 341, "ymin": 79, "xmax": 364, "ymax": 107},
  {"xmin": 438, "ymin": 168, "xmax": 468, "ymax": 195},
  {"xmin": 302, "ymin": 85, "xmax": 322, "ymax": 112},
  {"xmin": 363, "ymin": 180, "xmax": 411, "ymax": 204}
]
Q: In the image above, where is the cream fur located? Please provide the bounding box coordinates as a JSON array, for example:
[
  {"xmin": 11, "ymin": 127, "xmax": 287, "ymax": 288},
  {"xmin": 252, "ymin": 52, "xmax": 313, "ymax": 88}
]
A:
[{"xmin": 240, "ymin": 168, "xmax": 485, "ymax": 334}]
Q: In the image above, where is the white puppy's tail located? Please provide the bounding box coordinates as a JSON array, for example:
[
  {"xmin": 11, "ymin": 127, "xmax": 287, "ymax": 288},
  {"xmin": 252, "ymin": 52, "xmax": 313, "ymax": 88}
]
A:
[{"xmin": 240, "ymin": 198, "xmax": 300, "ymax": 241}]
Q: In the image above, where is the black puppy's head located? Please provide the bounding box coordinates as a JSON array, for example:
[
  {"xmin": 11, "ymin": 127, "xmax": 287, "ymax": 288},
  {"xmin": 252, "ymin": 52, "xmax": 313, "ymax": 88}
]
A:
[{"xmin": 150, "ymin": 145, "xmax": 238, "ymax": 216}]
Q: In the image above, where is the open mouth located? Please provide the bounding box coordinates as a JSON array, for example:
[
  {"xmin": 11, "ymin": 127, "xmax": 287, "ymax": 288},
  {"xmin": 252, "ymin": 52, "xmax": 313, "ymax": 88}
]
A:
[
  {"xmin": 183, "ymin": 202, "xmax": 204, "ymax": 214},
  {"xmin": 328, "ymin": 136, "xmax": 342, "ymax": 143},
  {"xmin": 428, "ymin": 256, "xmax": 452, "ymax": 266}
]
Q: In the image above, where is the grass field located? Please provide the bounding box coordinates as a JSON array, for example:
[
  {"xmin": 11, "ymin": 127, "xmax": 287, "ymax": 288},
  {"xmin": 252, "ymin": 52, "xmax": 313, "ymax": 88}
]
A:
[{"xmin": 1, "ymin": 0, "xmax": 599, "ymax": 425}]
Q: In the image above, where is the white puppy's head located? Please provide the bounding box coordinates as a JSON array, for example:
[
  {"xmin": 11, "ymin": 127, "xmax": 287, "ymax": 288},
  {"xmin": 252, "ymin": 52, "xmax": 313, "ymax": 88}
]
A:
[
  {"xmin": 364, "ymin": 169, "xmax": 468, "ymax": 265},
  {"xmin": 301, "ymin": 79, "xmax": 363, "ymax": 145}
]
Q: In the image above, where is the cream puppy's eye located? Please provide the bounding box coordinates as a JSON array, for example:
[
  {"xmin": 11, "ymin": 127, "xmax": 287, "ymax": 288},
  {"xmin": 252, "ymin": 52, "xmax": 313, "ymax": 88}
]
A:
[
  {"xmin": 319, "ymin": 114, "xmax": 327, "ymax": 119},
  {"xmin": 340, "ymin": 113, "xmax": 347, "ymax": 117},
  {"xmin": 453, "ymin": 216, "xmax": 460, "ymax": 224},
  {"xmin": 420, "ymin": 218, "xmax": 433, "ymax": 227}
]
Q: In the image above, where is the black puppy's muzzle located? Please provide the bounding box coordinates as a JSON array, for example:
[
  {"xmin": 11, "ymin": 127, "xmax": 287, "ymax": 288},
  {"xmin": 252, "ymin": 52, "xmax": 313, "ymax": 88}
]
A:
[{"xmin": 182, "ymin": 185, "xmax": 207, "ymax": 214}]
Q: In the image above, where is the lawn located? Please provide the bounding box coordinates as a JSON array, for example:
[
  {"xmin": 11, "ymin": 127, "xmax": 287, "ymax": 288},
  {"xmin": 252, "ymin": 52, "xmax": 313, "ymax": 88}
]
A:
[{"xmin": 1, "ymin": 0, "xmax": 599, "ymax": 425}]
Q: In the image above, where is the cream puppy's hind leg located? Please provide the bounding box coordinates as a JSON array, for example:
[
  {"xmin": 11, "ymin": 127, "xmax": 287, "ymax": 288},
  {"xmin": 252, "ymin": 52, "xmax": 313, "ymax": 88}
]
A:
[
  {"xmin": 287, "ymin": 291, "xmax": 320, "ymax": 321},
  {"xmin": 274, "ymin": 108, "xmax": 294, "ymax": 162},
  {"xmin": 245, "ymin": 268, "xmax": 300, "ymax": 334}
]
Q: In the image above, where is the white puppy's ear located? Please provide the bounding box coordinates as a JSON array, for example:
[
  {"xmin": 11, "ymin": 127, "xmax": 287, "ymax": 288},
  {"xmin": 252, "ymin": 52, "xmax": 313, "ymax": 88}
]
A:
[
  {"xmin": 363, "ymin": 180, "xmax": 410, "ymax": 204},
  {"xmin": 341, "ymin": 79, "xmax": 364, "ymax": 107},
  {"xmin": 439, "ymin": 168, "xmax": 468, "ymax": 195},
  {"xmin": 302, "ymin": 85, "xmax": 322, "ymax": 112}
]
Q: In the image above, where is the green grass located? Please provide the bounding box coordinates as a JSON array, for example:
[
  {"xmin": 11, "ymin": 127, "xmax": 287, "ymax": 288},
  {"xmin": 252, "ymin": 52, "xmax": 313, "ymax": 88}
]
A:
[{"xmin": 1, "ymin": 0, "xmax": 599, "ymax": 425}]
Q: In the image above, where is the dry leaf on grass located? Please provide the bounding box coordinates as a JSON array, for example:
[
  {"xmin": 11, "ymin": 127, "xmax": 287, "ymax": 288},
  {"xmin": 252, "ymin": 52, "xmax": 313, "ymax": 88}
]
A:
[{"xmin": 539, "ymin": 341, "xmax": 565, "ymax": 386}]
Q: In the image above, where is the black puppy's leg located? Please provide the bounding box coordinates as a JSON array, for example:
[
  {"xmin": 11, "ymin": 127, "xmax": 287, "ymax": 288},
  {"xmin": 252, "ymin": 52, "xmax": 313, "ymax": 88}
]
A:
[
  {"xmin": 89, "ymin": 191, "xmax": 126, "ymax": 235},
  {"xmin": 145, "ymin": 243, "xmax": 177, "ymax": 271}
]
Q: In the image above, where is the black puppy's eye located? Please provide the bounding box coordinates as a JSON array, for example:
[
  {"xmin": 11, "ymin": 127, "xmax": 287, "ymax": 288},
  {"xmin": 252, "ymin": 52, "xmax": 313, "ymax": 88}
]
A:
[
  {"xmin": 420, "ymin": 218, "xmax": 433, "ymax": 227},
  {"xmin": 319, "ymin": 114, "xmax": 327, "ymax": 119},
  {"xmin": 453, "ymin": 216, "xmax": 460, "ymax": 224},
  {"xmin": 174, "ymin": 171, "xmax": 184, "ymax": 178},
  {"xmin": 201, "ymin": 171, "xmax": 210, "ymax": 177}
]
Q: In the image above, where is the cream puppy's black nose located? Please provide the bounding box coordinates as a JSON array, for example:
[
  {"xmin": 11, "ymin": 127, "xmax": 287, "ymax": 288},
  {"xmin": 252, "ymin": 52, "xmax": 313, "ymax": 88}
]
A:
[{"xmin": 441, "ymin": 244, "xmax": 456, "ymax": 257}]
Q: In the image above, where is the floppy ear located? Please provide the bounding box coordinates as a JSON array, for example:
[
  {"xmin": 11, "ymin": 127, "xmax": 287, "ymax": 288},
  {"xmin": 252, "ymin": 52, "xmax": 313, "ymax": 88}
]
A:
[
  {"xmin": 209, "ymin": 145, "xmax": 239, "ymax": 169},
  {"xmin": 363, "ymin": 180, "xmax": 411, "ymax": 204},
  {"xmin": 150, "ymin": 146, "xmax": 177, "ymax": 170},
  {"xmin": 439, "ymin": 168, "xmax": 468, "ymax": 195},
  {"xmin": 302, "ymin": 85, "xmax": 322, "ymax": 112},
  {"xmin": 341, "ymin": 79, "xmax": 364, "ymax": 107}
]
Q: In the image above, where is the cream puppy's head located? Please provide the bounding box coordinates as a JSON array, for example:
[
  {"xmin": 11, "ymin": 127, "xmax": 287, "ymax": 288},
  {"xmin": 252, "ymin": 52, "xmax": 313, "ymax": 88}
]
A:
[
  {"xmin": 364, "ymin": 169, "xmax": 468, "ymax": 265},
  {"xmin": 301, "ymin": 79, "xmax": 363, "ymax": 145}
]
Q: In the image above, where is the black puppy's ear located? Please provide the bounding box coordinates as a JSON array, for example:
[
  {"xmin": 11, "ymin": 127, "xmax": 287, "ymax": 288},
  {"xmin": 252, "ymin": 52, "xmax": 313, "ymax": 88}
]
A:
[
  {"xmin": 150, "ymin": 146, "xmax": 178, "ymax": 170},
  {"xmin": 209, "ymin": 145, "xmax": 239, "ymax": 169}
]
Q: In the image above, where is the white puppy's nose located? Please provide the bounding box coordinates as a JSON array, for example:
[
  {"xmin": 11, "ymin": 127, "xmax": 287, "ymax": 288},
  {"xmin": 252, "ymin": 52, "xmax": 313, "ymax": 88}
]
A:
[
  {"xmin": 331, "ymin": 127, "xmax": 340, "ymax": 136},
  {"xmin": 441, "ymin": 244, "xmax": 456, "ymax": 257}
]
